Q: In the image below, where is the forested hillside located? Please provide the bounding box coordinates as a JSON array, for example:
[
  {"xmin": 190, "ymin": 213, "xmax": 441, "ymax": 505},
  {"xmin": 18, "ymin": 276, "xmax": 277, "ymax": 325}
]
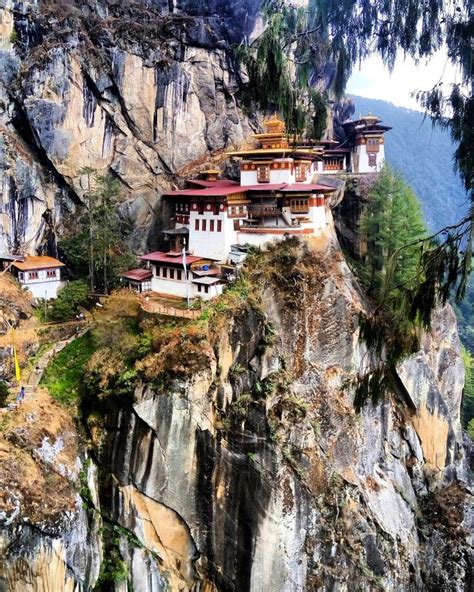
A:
[{"xmin": 352, "ymin": 96, "xmax": 474, "ymax": 432}]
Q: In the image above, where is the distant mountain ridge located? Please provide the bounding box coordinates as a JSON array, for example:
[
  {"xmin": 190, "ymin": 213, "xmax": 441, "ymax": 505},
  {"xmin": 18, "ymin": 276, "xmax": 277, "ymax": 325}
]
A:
[{"xmin": 350, "ymin": 95, "xmax": 468, "ymax": 232}]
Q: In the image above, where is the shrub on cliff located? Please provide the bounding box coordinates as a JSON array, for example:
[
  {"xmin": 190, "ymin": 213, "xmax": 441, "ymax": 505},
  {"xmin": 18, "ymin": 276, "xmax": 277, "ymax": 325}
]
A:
[
  {"xmin": 0, "ymin": 381, "xmax": 9, "ymax": 407},
  {"xmin": 48, "ymin": 280, "xmax": 91, "ymax": 321}
]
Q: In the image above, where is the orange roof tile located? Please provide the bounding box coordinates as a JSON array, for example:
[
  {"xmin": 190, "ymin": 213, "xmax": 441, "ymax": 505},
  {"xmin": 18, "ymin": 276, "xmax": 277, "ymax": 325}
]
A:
[{"xmin": 13, "ymin": 256, "xmax": 65, "ymax": 271}]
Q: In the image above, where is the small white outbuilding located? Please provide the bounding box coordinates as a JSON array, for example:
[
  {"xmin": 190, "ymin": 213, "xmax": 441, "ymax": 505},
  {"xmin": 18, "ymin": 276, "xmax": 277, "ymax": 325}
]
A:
[{"xmin": 12, "ymin": 255, "xmax": 66, "ymax": 300}]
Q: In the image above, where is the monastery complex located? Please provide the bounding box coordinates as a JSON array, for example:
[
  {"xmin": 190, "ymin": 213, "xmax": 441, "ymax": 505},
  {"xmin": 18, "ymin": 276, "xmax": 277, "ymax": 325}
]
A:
[
  {"xmin": 123, "ymin": 113, "xmax": 391, "ymax": 300},
  {"xmin": 1, "ymin": 113, "xmax": 391, "ymax": 304}
]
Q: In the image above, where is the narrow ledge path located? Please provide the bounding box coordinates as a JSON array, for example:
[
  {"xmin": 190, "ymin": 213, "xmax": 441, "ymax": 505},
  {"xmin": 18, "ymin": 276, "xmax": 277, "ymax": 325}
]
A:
[{"xmin": 26, "ymin": 325, "xmax": 91, "ymax": 393}]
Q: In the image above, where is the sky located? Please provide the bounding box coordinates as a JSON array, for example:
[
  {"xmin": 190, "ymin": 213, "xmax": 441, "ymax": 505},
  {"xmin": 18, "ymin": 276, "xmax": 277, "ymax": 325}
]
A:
[{"xmin": 346, "ymin": 50, "xmax": 460, "ymax": 111}]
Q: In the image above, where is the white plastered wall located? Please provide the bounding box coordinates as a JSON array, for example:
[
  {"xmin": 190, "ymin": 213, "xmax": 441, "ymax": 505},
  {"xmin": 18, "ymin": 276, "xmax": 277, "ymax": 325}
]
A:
[
  {"xmin": 240, "ymin": 170, "xmax": 259, "ymax": 186},
  {"xmin": 150, "ymin": 271, "xmax": 223, "ymax": 301},
  {"xmin": 188, "ymin": 210, "xmax": 237, "ymax": 262},
  {"xmin": 22, "ymin": 279, "xmax": 65, "ymax": 299},
  {"xmin": 356, "ymin": 144, "xmax": 385, "ymax": 173},
  {"xmin": 237, "ymin": 231, "xmax": 283, "ymax": 249},
  {"xmin": 308, "ymin": 204, "xmax": 327, "ymax": 230}
]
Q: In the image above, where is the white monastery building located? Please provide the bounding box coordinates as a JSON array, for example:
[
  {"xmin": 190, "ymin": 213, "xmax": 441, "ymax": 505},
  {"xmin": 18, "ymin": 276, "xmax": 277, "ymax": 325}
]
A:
[
  {"xmin": 131, "ymin": 112, "xmax": 391, "ymax": 301},
  {"xmin": 11, "ymin": 255, "xmax": 65, "ymax": 299},
  {"xmin": 140, "ymin": 251, "xmax": 223, "ymax": 300}
]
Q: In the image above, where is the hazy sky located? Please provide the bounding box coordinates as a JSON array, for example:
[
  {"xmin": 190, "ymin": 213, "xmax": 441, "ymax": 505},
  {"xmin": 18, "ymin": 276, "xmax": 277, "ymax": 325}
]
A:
[{"xmin": 346, "ymin": 50, "xmax": 460, "ymax": 111}]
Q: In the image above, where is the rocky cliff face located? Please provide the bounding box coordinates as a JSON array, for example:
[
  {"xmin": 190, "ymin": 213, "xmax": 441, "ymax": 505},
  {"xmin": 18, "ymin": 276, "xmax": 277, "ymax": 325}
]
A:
[
  {"xmin": 0, "ymin": 0, "xmax": 262, "ymax": 253},
  {"xmin": 3, "ymin": 224, "xmax": 471, "ymax": 591},
  {"xmin": 0, "ymin": 2, "xmax": 472, "ymax": 591},
  {"xmin": 90, "ymin": 230, "xmax": 472, "ymax": 592}
]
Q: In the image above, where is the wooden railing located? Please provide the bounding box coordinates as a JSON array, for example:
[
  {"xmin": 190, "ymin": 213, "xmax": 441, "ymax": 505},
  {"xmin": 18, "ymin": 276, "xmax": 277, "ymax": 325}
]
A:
[{"xmin": 141, "ymin": 299, "xmax": 201, "ymax": 320}]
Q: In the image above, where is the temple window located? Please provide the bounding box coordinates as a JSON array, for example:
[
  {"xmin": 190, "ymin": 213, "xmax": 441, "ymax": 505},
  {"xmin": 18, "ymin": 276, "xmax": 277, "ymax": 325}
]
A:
[
  {"xmin": 368, "ymin": 153, "xmax": 377, "ymax": 166},
  {"xmin": 210, "ymin": 220, "xmax": 215, "ymax": 232},
  {"xmin": 295, "ymin": 164, "xmax": 307, "ymax": 182},
  {"xmin": 195, "ymin": 219, "xmax": 199, "ymax": 231},
  {"xmin": 217, "ymin": 220, "xmax": 222, "ymax": 232},
  {"xmin": 202, "ymin": 219, "xmax": 207, "ymax": 232},
  {"xmin": 367, "ymin": 138, "xmax": 380, "ymax": 153},
  {"xmin": 324, "ymin": 158, "xmax": 344, "ymax": 171},
  {"xmin": 257, "ymin": 165, "xmax": 270, "ymax": 183}
]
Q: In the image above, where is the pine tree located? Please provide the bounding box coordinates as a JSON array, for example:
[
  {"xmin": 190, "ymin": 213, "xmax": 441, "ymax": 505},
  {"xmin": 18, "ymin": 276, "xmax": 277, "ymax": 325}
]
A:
[
  {"xmin": 59, "ymin": 172, "xmax": 136, "ymax": 293},
  {"xmin": 461, "ymin": 347, "xmax": 474, "ymax": 432},
  {"xmin": 360, "ymin": 166, "xmax": 427, "ymax": 298},
  {"xmin": 354, "ymin": 168, "xmax": 429, "ymax": 410}
]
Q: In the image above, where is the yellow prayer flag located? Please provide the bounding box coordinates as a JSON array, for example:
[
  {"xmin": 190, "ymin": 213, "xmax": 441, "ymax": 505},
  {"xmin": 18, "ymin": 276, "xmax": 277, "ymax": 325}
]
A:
[
  {"xmin": 11, "ymin": 328, "xmax": 20, "ymax": 382},
  {"xmin": 13, "ymin": 345, "xmax": 21, "ymax": 382}
]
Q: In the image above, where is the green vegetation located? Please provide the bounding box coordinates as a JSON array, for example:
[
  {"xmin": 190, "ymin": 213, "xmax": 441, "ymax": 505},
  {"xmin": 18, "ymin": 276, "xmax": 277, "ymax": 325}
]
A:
[
  {"xmin": 0, "ymin": 381, "xmax": 9, "ymax": 407},
  {"xmin": 78, "ymin": 458, "xmax": 93, "ymax": 509},
  {"xmin": 42, "ymin": 280, "xmax": 91, "ymax": 321},
  {"xmin": 235, "ymin": 1, "xmax": 328, "ymax": 138},
  {"xmin": 461, "ymin": 347, "xmax": 474, "ymax": 437},
  {"xmin": 352, "ymin": 166, "xmax": 430, "ymax": 409},
  {"xmin": 41, "ymin": 332, "xmax": 96, "ymax": 406},
  {"xmin": 60, "ymin": 171, "xmax": 136, "ymax": 293},
  {"xmin": 93, "ymin": 524, "xmax": 128, "ymax": 591},
  {"xmin": 359, "ymin": 167, "xmax": 427, "ymax": 297}
]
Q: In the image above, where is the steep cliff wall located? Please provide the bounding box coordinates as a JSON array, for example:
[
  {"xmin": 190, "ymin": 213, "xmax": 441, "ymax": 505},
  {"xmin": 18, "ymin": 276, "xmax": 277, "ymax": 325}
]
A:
[
  {"xmin": 0, "ymin": 2, "xmax": 472, "ymax": 591},
  {"xmin": 0, "ymin": 210, "xmax": 472, "ymax": 591},
  {"xmin": 77, "ymin": 228, "xmax": 471, "ymax": 591},
  {"xmin": 0, "ymin": 0, "xmax": 262, "ymax": 253}
]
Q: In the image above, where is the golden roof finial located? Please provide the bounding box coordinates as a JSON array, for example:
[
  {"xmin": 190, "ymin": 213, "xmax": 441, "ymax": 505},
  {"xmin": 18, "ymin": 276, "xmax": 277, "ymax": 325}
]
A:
[{"xmin": 263, "ymin": 113, "xmax": 285, "ymax": 134}]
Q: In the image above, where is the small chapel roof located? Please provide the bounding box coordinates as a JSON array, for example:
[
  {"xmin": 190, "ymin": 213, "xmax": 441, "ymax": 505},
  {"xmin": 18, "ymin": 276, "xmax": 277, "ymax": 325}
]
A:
[
  {"xmin": 121, "ymin": 269, "xmax": 153, "ymax": 282},
  {"xmin": 187, "ymin": 179, "xmax": 239, "ymax": 188},
  {"xmin": 141, "ymin": 251, "xmax": 213, "ymax": 266},
  {"xmin": 13, "ymin": 256, "xmax": 65, "ymax": 271}
]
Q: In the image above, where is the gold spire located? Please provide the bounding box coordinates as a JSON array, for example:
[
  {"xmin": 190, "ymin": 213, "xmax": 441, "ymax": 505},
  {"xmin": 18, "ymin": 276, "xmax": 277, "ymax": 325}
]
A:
[
  {"xmin": 202, "ymin": 168, "xmax": 220, "ymax": 181},
  {"xmin": 263, "ymin": 113, "xmax": 286, "ymax": 134},
  {"xmin": 362, "ymin": 112, "xmax": 379, "ymax": 122}
]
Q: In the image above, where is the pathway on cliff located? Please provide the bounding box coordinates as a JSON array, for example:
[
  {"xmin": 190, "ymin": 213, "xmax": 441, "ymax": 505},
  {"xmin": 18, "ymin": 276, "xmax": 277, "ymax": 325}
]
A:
[
  {"xmin": 25, "ymin": 325, "xmax": 90, "ymax": 392},
  {"xmin": 4, "ymin": 323, "xmax": 90, "ymax": 407}
]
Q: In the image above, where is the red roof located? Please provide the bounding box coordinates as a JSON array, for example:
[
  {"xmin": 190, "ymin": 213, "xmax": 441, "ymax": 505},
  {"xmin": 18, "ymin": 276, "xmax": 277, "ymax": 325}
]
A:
[
  {"xmin": 243, "ymin": 184, "xmax": 289, "ymax": 191},
  {"xmin": 163, "ymin": 186, "xmax": 246, "ymax": 197},
  {"xmin": 187, "ymin": 179, "xmax": 239, "ymax": 188},
  {"xmin": 121, "ymin": 269, "xmax": 152, "ymax": 282},
  {"xmin": 163, "ymin": 182, "xmax": 336, "ymax": 198},
  {"xmin": 140, "ymin": 251, "xmax": 207, "ymax": 266},
  {"xmin": 281, "ymin": 183, "xmax": 335, "ymax": 193},
  {"xmin": 245, "ymin": 183, "xmax": 335, "ymax": 193}
]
